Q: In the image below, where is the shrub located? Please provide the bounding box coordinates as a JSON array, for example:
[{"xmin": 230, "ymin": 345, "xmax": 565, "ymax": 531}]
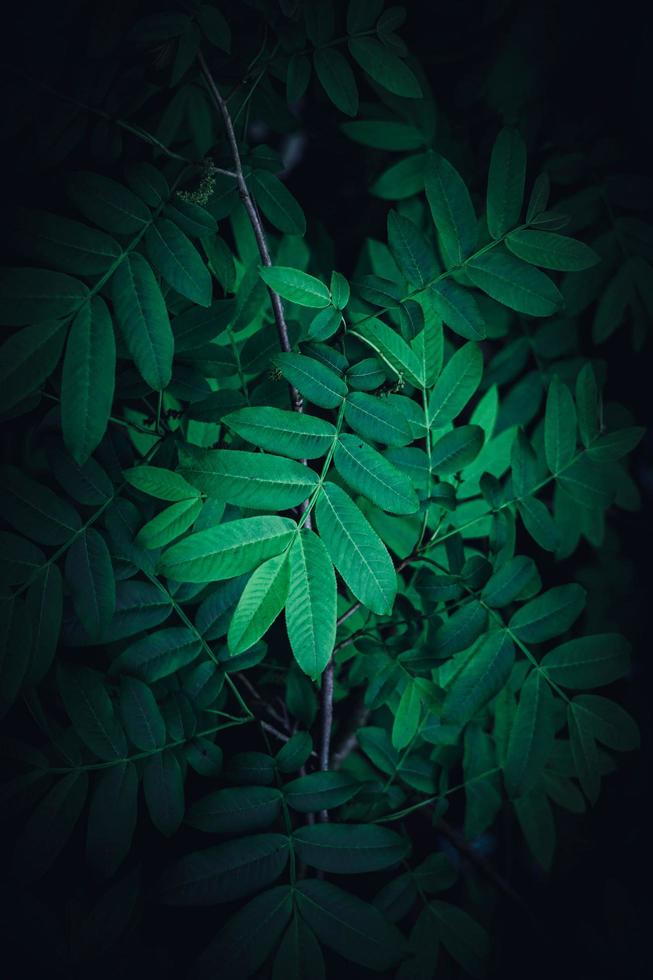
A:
[{"xmin": 0, "ymin": 1, "xmax": 645, "ymax": 977}]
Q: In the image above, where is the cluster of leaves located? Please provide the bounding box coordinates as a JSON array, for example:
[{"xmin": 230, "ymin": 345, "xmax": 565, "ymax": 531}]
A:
[{"xmin": 0, "ymin": 1, "xmax": 645, "ymax": 977}]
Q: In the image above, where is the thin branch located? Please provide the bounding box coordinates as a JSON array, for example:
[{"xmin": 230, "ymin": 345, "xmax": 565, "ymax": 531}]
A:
[
  {"xmin": 198, "ymin": 54, "xmax": 295, "ymax": 357},
  {"xmin": 317, "ymin": 659, "xmax": 335, "ymax": 822},
  {"xmin": 198, "ymin": 50, "xmax": 312, "ymax": 518},
  {"xmin": 199, "ymin": 51, "xmax": 333, "ymax": 788}
]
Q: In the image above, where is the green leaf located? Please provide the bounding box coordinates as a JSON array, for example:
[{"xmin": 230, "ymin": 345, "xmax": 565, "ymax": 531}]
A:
[
  {"xmin": 253, "ymin": 170, "xmax": 306, "ymax": 236},
  {"xmin": 119, "ymin": 676, "xmax": 166, "ymax": 751},
  {"xmin": 187, "ymin": 786, "xmax": 283, "ymax": 834},
  {"xmin": 61, "ymin": 298, "xmax": 115, "ymax": 465},
  {"xmin": 466, "ymin": 246, "xmax": 563, "ymax": 316},
  {"xmin": 442, "ymin": 631, "xmax": 515, "ymax": 725},
  {"xmin": 482, "ymin": 556, "xmax": 540, "ymax": 607},
  {"xmin": 111, "ymin": 252, "xmax": 174, "ymax": 391},
  {"xmin": 228, "ymin": 553, "xmax": 290, "ymax": 655},
  {"xmin": 511, "ymin": 427, "xmax": 537, "ymax": 498},
  {"xmin": 425, "ymin": 152, "xmax": 477, "ymax": 265},
  {"xmin": 434, "ymin": 600, "xmax": 488, "ymax": 658},
  {"xmin": 124, "ymin": 465, "xmax": 199, "ymax": 501},
  {"xmin": 344, "ymin": 392, "xmax": 411, "ymax": 447},
  {"xmin": 197, "ymin": 886, "xmax": 293, "ymax": 980},
  {"xmin": 315, "ymin": 481, "xmax": 396, "ymax": 615},
  {"xmin": 136, "ymin": 497, "xmax": 203, "ymax": 550},
  {"xmin": 260, "ymin": 266, "xmax": 331, "ymax": 308},
  {"xmin": 0, "ymin": 319, "xmax": 66, "ymax": 414},
  {"xmin": 427, "ymin": 901, "xmax": 490, "ymax": 979},
  {"xmin": 486, "ymin": 128, "xmax": 527, "ymax": 239},
  {"xmin": 504, "ymin": 669, "xmax": 555, "ymax": 798},
  {"xmin": 126, "ymin": 161, "xmax": 170, "ymax": 207},
  {"xmin": 313, "ymin": 48, "xmax": 358, "ymax": 117},
  {"xmin": 0, "ymin": 466, "xmax": 81, "ymax": 545},
  {"xmin": 143, "ymin": 750, "xmax": 185, "ymax": 836},
  {"xmin": 186, "ymin": 738, "xmax": 224, "ymax": 776},
  {"xmin": 146, "ymin": 219, "xmax": 212, "ymax": 306},
  {"xmin": 570, "ymin": 695, "xmax": 640, "ymax": 752},
  {"xmin": 273, "ymin": 915, "xmax": 325, "ymax": 980},
  {"xmin": 223, "ymin": 406, "xmax": 336, "ymax": 459},
  {"xmin": 334, "ymin": 434, "xmax": 419, "ymax": 514},
  {"xmin": 544, "ymin": 376, "xmax": 577, "ymax": 475},
  {"xmin": 592, "ymin": 262, "xmax": 632, "ymax": 343},
  {"xmin": 506, "ymin": 230, "xmax": 600, "ymax": 271},
  {"xmin": 0, "ymin": 267, "xmax": 88, "ymax": 326},
  {"xmin": 287, "ymin": 53, "xmax": 312, "ymax": 103},
  {"xmin": 25, "ymin": 564, "xmax": 62, "ymax": 686},
  {"xmin": 198, "ymin": 4, "xmax": 231, "ymax": 50},
  {"xmin": 387, "ymin": 210, "xmax": 438, "ymax": 288},
  {"xmin": 568, "ymin": 701, "xmax": 601, "ymax": 803},
  {"xmin": 86, "ymin": 762, "xmax": 138, "ymax": 877},
  {"xmin": 57, "ymin": 664, "xmax": 127, "ymax": 761},
  {"xmin": 276, "ymin": 732, "xmax": 313, "ymax": 774},
  {"xmin": 158, "ymin": 834, "xmax": 290, "ymax": 905},
  {"xmin": 526, "ymin": 173, "xmax": 550, "ymax": 223},
  {"xmin": 14, "ymin": 207, "xmax": 122, "ymax": 276},
  {"xmin": 392, "ymin": 679, "xmax": 421, "ymax": 749},
  {"xmin": 413, "ymin": 315, "xmax": 443, "ymax": 388},
  {"xmin": 575, "ymin": 363, "xmax": 600, "ymax": 449},
  {"xmin": 341, "ymin": 120, "xmax": 424, "ymax": 151},
  {"xmin": 350, "ymin": 317, "xmax": 423, "ymax": 387},
  {"xmin": 286, "ymin": 529, "xmax": 337, "ymax": 681},
  {"xmin": 509, "ymin": 584, "xmax": 586, "ymax": 643},
  {"xmin": 0, "ymin": 532, "xmax": 44, "ymax": 587},
  {"xmin": 292, "ymin": 823, "xmax": 409, "ymax": 873},
  {"xmin": 513, "ymin": 791, "xmax": 555, "ymax": 871},
  {"xmin": 284, "ymin": 772, "xmax": 360, "ymax": 812},
  {"xmin": 329, "ymin": 271, "xmax": 350, "ymax": 310},
  {"xmin": 159, "ymin": 516, "xmax": 296, "ymax": 583},
  {"xmin": 110, "ymin": 627, "xmax": 202, "ymax": 681},
  {"xmin": 178, "ymin": 448, "xmax": 318, "ymax": 509},
  {"xmin": 427, "ymin": 279, "xmax": 487, "ymax": 341},
  {"xmin": 372, "ymin": 152, "xmax": 427, "ymax": 200},
  {"xmin": 273, "ymin": 352, "xmax": 347, "ymax": 409},
  {"xmin": 348, "ymin": 37, "xmax": 422, "ymax": 98},
  {"xmin": 517, "ymin": 497, "xmax": 559, "ymax": 552},
  {"xmin": 358, "ymin": 726, "xmax": 400, "ymax": 776},
  {"xmin": 430, "ymin": 425, "xmax": 484, "ymax": 475},
  {"xmin": 587, "ymin": 427, "xmax": 645, "ymax": 462},
  {"xmin": 64, "ymin": 528, "xmax": 116, "ymax": 639},
  {"xmin": 13, "ymin": 772, "xmax": 88, "ymax": 881},
  {"xmin": 68, "ymin": 171, "xmax": 151, "ymax": 234},
  {"xmin": 295, "ymin": 879, "xmax": 404, "ymax": 971},
  {"xmin": 347, "ymin": 0, "xmax": 384, "ymax": 33},
  {"xmin": 541, "ymin": 634, "xmax": 630, "ymax": 689},
  {"xmin": 556, "ymin": 455, "xmax": 615, "ymax": 510},
  {"xmin": 428, "ymin": 342, "xmax": 483, "ymax": 429}
]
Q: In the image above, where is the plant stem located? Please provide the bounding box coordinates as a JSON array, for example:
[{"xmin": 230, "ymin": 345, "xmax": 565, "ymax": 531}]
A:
[
  {"xmin": 317, "ymin": 659, "xmax": 335, "ymax": 822},
  {"xmin": 198, "ymin": 49, "xmax": 313, "ymax": 524}
]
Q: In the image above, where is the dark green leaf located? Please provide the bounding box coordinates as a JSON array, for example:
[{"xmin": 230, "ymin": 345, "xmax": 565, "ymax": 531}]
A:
[
  {"xmin": 158, "ymin": 834, "xmax": 290, "ymax": 905},
  {"xmin": 504, "ymin": 669, "xmax": 555, "ymax": 798},
  {"xmin": 487, "ymin": 128, "xmax": 527, "ymax": 239},
  {"xmin": 295, "ymin": 879, "xmax": 405, "ymax": 971},
  {"xmin": 315, "ymin": 481, "xmax": 396, "ymax": 615}
]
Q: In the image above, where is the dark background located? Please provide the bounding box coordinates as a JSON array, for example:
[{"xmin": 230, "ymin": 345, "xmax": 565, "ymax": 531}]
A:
[{"xmin": 0, "ymin": 1, "xmax": 651, "ymax": 978}]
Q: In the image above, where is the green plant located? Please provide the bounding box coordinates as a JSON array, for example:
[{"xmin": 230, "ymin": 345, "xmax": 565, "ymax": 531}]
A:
[{"xmin": 0, "ymin": 1, "xmax": 645, "ymax": 977}]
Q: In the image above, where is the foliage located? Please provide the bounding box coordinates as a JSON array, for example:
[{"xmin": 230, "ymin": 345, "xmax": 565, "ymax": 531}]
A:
[{"xmin": 0, "ymin": 1, "xmax": 646, "ymax": 977}]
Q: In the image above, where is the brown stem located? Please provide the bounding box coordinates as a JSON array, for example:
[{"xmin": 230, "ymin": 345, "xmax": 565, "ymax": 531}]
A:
[
  {"xmin": 317, "ymin": 658, "xmax": 335, "ymax": 822},
  {"xmin": 198, "ymin": 49, "xmax": 312, "ymax": 534}
]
